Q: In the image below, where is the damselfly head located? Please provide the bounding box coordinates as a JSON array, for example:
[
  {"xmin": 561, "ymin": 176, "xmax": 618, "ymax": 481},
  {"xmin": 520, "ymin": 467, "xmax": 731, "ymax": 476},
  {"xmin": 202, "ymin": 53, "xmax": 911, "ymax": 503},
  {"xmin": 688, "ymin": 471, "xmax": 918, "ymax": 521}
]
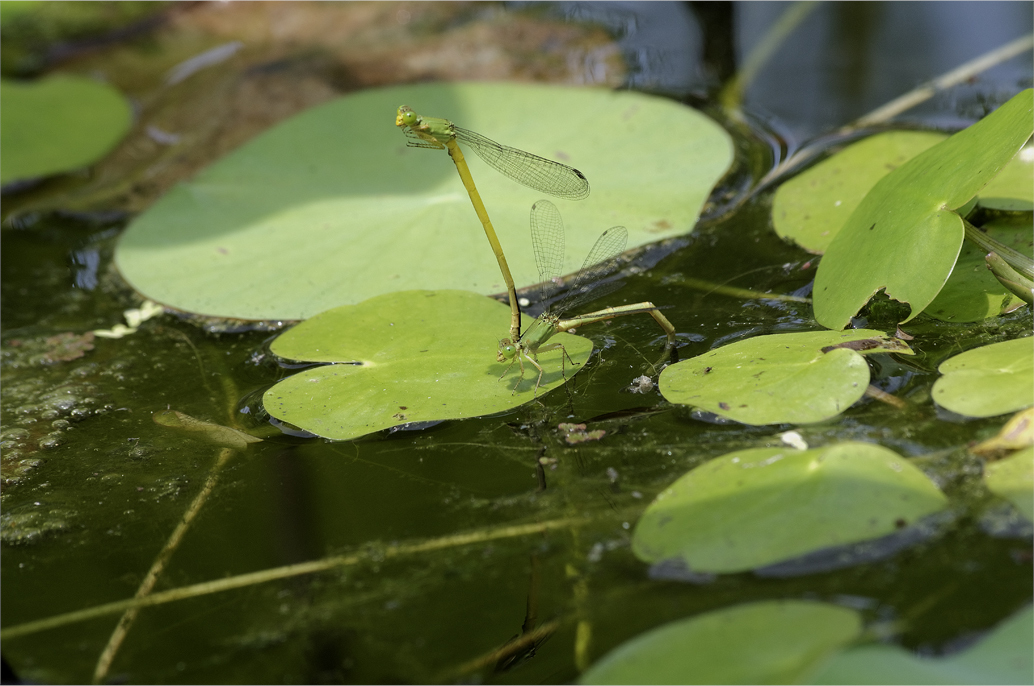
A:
[
  {"xmin": 396, "ymin": 105, "xmax": 418, "ymax": 128},
  {"xmin": 497, "ymin": 339, "xmax": 517, "ymax": 362}
]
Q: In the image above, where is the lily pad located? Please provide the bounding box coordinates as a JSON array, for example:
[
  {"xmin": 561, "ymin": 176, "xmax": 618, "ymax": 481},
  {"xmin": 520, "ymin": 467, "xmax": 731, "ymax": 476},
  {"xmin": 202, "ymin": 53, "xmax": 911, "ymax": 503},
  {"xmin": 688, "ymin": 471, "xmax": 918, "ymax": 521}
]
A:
[
  {"xmin": 808, "ymin": 604, "xmax": 1033, "ymax": 685},
  {"xmin": 262, "ymin": 290, "xmax": 593, "ymax": 441},
  {"xmin": 984, "ymin": 447, "xmax": 1034, "ymax": 522},
  {"xmin": 932, "ymin": 337, "xmax": 1034, "ymax": 418},
  {"xmin": 114, "ymin": 81, "xmax": 734, "ymax": 320},
  {"xmin": 813, "ymin": 89, "xmax": 1034, "ymax": 330},
  {"xmin": 925, "ymin": 215, "xmax": 1032, "ymax": 322},
  {"xmin": 631, "ymin": 442, "xmax": 948, "ymax": 574},
  {"xmin": 772, "ymin": 131, "xmax": 947, "ymax": 254},
  {"xmin": 580, "ymin": 600, "xmax": 863, "ymax": 685},
  {"xmin": 657, "ymin": 329, "xmax": 913, "ymax": 425},
  {"xmin": 977, "ymin": 143, "xmax": 1034, "ymax": 211},
  {"xmin": 0, "ymin": 74, "xmax": 132, "ymax": 184}
]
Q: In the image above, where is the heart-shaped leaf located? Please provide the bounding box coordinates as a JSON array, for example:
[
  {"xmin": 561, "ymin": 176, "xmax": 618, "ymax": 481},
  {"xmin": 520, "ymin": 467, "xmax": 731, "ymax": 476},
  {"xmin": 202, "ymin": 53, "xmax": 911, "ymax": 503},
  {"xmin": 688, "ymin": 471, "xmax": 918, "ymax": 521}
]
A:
[
  {"xmin": 658, "ymin": 329, "xmax": 912, "ymax": 425},
  {"xmin": 932, "ymin": 336, "xmax": 1034, "ymax": 418},
  {"xmin": 632, "ymin": 442, "xmax": 948, "ymax": 574},
  {"xmin": 580, "ymin": 600, "xmax": 862, "ymax": 685},
  {"xmin": 263, "ymin": 290, "xmax": 593, "ymax": 440}
]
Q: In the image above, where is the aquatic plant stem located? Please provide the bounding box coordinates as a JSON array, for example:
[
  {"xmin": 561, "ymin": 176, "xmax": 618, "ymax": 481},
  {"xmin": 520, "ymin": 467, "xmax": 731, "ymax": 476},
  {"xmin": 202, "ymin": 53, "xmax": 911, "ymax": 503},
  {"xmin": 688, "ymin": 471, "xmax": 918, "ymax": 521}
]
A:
[
  {"xmin": 3, "ymin": 515, "xmax": 600, "ymax": 641},
  {"xmin": 445, "ymin": 138, "xmax": 523, "ymax": 343},
  {"xmin": 92, "ymin": 446, "xmax": 236, "ymax": 683}
]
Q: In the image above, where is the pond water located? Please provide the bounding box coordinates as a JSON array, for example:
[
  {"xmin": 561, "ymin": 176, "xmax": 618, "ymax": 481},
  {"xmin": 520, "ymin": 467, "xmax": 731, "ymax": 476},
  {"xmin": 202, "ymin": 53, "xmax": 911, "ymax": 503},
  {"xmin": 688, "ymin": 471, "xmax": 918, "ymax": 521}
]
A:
[{"xmin": 2, "ymin": 2, "xmax": 1032, "ymax": 683}]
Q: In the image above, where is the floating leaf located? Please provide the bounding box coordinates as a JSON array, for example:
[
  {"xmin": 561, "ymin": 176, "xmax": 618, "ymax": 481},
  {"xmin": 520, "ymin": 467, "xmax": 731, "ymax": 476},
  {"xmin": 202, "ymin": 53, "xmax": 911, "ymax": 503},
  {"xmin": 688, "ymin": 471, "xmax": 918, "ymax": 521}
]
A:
[
  {"xmin": 114, "ymin": 82, "xmax": 734, "ymax": 320},
  {"xmin": 813, "ymin": 89, "xmax": 1034, "ymax": 330},
  {"xmin": 657, "ymin": 329, "xmax": 912, "ymax": 425},
  {"xmin": 632, "ymin": 442, "xmax": 948, "ymax": 574},
  {"xmin": 772, "ymin": 131, "xmax": 947, "ymax": 254},
  {"xmin": 983, "ymin": 446, "xmax": 1034, "ymax": 523},
  {"xmin": 580, "ymin": 600, "xmax": 862, "ymax": 685},
  {"xmin": 152, "ymin": 409, "xmax": 262, "ymax": 451},
  {"xmin": 808, "ymin": 604, "xmax": 1033, "ymax": 685},
  {"xmin": 0, "ymin": 74, "xmax": 132, "ymax": 184},
  {"xmin": 263, "ymin": 290, "xmax": 593, "ymax": 441},
  {"xmin": 925, "ymin": 215, "xmax": 1032, "ymax": 322},
  {"xmin": 932, "ymin": 337, "xmax": 1034, "ymax": 418}
]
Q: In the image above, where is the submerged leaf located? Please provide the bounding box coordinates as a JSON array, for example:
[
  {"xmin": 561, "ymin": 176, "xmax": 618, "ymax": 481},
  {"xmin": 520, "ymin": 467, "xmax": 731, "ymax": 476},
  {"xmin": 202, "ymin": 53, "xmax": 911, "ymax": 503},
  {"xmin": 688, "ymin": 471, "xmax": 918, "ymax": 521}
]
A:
[
  {"xmin": 813, "ymin": 89, "xmax": 1034, "ymax": 330},
  {"xmin": 153, "ymin": 409, "xmax": 262, "ymax": 450},
  {"xmin": 658, "ymin": 329, "xmax": 912, "ymax": 425},
  {"xmin": 263, "ymin": 290, "xmax": 593, "ymax": 441},
  {"xmin": 932, "ymin": 337, "xmax": 1034, "ymax": 418},
  {"xmin": 631, "ymin": 442, "xmax": 948, "ymax": 574},
  {"xmin": 580, "ymin": 600, "xmax": 862, "ymax": 685}
]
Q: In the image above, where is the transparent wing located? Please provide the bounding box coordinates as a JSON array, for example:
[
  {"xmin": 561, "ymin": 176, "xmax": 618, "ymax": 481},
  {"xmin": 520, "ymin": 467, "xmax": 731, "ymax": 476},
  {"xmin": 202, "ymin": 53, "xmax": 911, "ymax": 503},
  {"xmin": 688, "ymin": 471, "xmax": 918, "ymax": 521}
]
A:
[
  {"xmin": 552, "ymin": 226, "xmax": 628, "ymax": 317},
  {"xmin": 529, "ymin": 200, "xmax": 565, "ymax": 291},
  {"xmin": 453, "ymin": 126, "xmax": 590, "ymax": 200}
]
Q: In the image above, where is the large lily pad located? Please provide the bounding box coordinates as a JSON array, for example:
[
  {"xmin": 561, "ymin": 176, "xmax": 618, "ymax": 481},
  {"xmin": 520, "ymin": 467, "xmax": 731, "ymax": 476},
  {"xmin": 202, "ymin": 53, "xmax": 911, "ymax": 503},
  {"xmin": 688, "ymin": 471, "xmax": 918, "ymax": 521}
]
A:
[
  {"xmin": 932, "ymin": 337, "xmax": 1034, "ymax": 418},
  {"xmin": 580, "ymin": 600, "xmax": 863, "ymax": 685},
  {"xmin": 114, "ymin": 82, "xmax": 734, "ymax": 320},
  {"xmin": 0, "ymin": 74, "xmax": 132, "ymax": 184},
  {"xmin": 978, "ymin": 143, "xmax": 1034, "ymax": 211},
  {"xmin": 262, "ymin": 290, "xmax": 593, "ymax": 440},
  {"xmin": 772, "ymin": 131, "xmax": 947, "ymax": 254},
  {"xmin": 808, "ymin": 604, "xmax": 1033, "ymax": 685},
  {"xmin": 631, "ymin": 442, "xmax": 948, "ymax": 574},
  {"xmin": 657, "ymin": 329, "xmax": 913, "ymax": 425},
  {"xmin": 813, "ymin": 89, "xmax": 1034, "ymax": 330},
  {"xmin": 984, "ymin": 447, "xmax": 1034, "ymax": 522}
]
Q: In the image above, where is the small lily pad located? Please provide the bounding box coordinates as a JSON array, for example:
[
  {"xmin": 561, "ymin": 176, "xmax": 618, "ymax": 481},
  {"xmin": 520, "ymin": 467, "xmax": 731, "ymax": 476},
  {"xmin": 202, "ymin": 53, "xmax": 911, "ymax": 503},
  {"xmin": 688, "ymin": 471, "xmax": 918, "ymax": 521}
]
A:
[
  {"xmin": 657, "ymin": 329, "xmax": 912, "ymax": 425},
  {"xmin": 580, "ymin": 600, "xmax": 862, "ymax": 684},
  {"xmin": 772, "ymin": 131, "xmax": 947, "ymax": 254},
  {"xmin": 813, "ymin": 89, "xmax": 1034, "ymax": 330},
  {"xmin": 984, "ymin": 447, "xmax": 1034, "ymax": 522},
  {"xmin": 263, "ymin": 290, "xmax": 593, "ymax": 441},
  {"xmin": 631, "ymin": 442, "xmax": 948, "ymax": 574},
  {"xmin": 1, "ymin": 74, "xmax": 132, "ymax": 184},
  {"xmin": 808, "ymin": 604, "xmax": 1033, "ymax": 685},
  {"xmin": 932, "ymin": 337, "xmax": 1034, "ymax": 418}
]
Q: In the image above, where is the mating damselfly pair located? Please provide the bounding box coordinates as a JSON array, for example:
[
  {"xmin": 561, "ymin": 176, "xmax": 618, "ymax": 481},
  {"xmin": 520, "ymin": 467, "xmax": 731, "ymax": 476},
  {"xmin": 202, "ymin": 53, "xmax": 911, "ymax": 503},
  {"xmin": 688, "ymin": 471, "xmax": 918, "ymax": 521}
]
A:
[{"xmin": 396, "ymin": 106, "xmax": 676, "ymax": 395}]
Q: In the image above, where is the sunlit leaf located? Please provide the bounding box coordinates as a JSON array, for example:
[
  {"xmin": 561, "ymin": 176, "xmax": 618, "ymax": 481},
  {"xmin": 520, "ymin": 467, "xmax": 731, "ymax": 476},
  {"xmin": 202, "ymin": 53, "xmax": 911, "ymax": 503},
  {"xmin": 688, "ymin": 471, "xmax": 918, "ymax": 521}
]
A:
[
  {"xmin": 972, "ymin": 408, "xmax": 1034, "ymax": 459},
  {"xmin": 262, "ymin": 290, "xmax": 593, "ymax": 441},
  {"xmin": 808, "ymin": 604, "xmax": 1033, "ymax": 685},
  {"xmin": 114, "ymin": 82, "xmax": 734, "ymax": 320},
  {"xmin": 983, "ymin": 447, "xmax": 1034, "ymax": 523},
  {"xmin": 772, "ymin": 131, "xmax": 946, "ymax": 254},
  {"xmin": 0, "ymin": 74, "xmax": 132, "ymax": 184},
  {"xmin": 631, "ymin": 442, "xmax": 948, "ymax": 574},
  {"xmin": 580, "ymin": 600, "xmax": 862, "ymax": 685},
  {"xmin": 932, "ymin": 337, "xmax": 1034, "ymax": 418},
  {"xmin": 657, "ymin": 329, "xmax": 912, "ymax": 425},
  {"xmin": 813, "ymin": 89, "xmax": 1034, "ymax": 330}
]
